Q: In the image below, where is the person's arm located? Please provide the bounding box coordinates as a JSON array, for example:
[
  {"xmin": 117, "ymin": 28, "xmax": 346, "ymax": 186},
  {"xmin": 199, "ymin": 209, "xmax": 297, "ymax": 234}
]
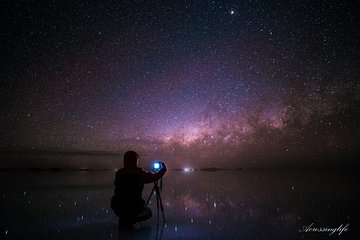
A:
[{"xmin": 141, "ymin": 164, "xmax": 167, "ymax": 183}]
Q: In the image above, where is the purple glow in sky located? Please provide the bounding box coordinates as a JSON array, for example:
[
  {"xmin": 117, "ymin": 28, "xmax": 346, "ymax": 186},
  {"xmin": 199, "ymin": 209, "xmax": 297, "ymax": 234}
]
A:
[{"xmin": 1, "ymin": 0, "xmax": 359, "ymax": 168}]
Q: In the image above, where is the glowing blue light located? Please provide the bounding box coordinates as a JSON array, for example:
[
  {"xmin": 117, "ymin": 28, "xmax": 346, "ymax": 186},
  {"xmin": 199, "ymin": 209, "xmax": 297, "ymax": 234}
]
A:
[{"xmin": 153, "ymin": 162, "xmax": 161, "ymax": 170}]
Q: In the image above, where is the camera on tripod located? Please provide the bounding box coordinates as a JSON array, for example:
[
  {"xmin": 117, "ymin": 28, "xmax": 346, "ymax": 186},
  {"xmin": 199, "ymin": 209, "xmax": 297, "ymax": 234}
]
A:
[
  {"xmin": 152, "ymin": 161, "xmax": 164, "ymax": 171},
  {"xmin": 146, "ymin": 161, "xmax": 166, "ymax": 223}
]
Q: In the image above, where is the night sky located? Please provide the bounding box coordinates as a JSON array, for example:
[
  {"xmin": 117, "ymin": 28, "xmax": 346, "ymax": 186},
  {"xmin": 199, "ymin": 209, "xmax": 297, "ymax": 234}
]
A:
[{"xmin": 1, "ymin": 1, "xmax": 359, "ymax": 167}]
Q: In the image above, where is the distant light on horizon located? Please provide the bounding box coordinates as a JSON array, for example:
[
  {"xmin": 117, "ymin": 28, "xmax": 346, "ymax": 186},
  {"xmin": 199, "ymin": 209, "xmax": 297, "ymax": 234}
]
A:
[{"xmin": 183, "ymin": 168, "xmax": 193, "ymax": 172}]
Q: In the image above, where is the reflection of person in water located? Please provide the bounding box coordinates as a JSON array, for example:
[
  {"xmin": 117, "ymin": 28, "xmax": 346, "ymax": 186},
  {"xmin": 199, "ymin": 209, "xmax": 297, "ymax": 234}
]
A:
[{"xmin": 111, "ymin": 151, "xmax": 167, "ymax": 230}]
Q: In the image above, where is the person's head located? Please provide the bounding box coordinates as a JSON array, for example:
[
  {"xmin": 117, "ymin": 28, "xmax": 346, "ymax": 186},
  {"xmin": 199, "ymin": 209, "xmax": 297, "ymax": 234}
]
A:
[{"xmin": 124, "ymin": 151, "xmax": 139, "ymax": 168}]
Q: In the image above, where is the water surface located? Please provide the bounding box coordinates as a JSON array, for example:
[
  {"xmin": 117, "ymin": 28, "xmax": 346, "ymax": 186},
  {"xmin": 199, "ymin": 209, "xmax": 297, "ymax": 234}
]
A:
[{"xmin": 0, "ymin": 169, "xmax": 358, "ymax": 239}]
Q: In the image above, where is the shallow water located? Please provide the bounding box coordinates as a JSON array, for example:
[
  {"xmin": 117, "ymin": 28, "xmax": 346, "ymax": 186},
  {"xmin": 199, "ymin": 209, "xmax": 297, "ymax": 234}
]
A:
[{"xmin": 0, "ymin": 169, "xmax": 358, "ymax": 239}]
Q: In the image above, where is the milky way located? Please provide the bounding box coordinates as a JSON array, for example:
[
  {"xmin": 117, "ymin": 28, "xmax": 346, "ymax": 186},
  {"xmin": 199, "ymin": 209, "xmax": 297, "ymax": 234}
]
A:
[{"xmin": 1, "ymin": 1, "xmax": 359, "ymax": 167}]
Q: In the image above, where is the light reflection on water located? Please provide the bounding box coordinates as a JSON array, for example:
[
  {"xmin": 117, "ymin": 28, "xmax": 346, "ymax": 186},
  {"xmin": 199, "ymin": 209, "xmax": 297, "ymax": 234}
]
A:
[{"xmin": 0, "ymin": 169, "xmax": 358, "ymax": 239}]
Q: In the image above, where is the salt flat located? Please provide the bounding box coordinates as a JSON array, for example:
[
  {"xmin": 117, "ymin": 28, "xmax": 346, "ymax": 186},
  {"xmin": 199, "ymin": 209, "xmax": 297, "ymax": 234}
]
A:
[{"xmin": 0, "ymin": 168, "xmax": 358, "ymax": 240}]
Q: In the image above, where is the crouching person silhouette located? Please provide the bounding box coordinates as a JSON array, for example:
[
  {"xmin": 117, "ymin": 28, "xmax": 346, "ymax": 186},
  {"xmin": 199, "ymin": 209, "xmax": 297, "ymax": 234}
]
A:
[{"xmin": 111, "ymin": 151, "xmax": 167, "ymax": 230}]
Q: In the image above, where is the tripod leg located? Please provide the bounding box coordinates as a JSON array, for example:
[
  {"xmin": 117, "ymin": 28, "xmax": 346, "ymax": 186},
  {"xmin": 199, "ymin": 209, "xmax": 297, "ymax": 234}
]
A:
[
  {"xmin": 147, "ymin": 182, "xmax": 165, "ymax": 224},
  {"xmin": 156, "ymin": 189, "xmax": 160, "ymax": 220},
  {"xmin": 156, "ymin": 186, "xmax": 166, "ymax": 223},
  {"xmin": 158, "ymin": 192, "xmax": 166, "ymax": 223},
  {"xmin": 145, "ymin": 185, "xmax": 156, "ymax": 206}
]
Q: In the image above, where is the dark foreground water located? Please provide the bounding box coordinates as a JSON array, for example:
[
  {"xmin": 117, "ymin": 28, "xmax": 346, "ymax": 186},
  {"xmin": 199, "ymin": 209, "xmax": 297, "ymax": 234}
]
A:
[{"xmin": 0, "ymin": 169, "xmax": 359, "ymax": 240}]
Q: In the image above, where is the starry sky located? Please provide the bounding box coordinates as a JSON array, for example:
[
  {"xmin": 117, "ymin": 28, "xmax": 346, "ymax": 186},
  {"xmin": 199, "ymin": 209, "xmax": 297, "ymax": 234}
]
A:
[{"xmin": 1, "ymin": 0, "xmax": 359, "ymax": 167}]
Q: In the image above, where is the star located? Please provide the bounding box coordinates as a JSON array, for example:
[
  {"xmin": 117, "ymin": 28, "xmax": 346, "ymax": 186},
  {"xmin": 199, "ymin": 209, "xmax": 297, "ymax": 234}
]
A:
[{"xmin": 1, "ymin": 0, "xmax": 359, "ymax": 168}]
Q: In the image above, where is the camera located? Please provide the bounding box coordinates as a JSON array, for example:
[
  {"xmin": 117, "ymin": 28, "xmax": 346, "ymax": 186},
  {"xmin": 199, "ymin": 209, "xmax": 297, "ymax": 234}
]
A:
[{"xmin": 152, "ymin": 161, "xmax": 164, "ymax": 171}]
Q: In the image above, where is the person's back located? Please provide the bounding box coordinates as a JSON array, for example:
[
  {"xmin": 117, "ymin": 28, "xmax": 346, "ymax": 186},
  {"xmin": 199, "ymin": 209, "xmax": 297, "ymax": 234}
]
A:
[
  {"xmin": 112, "ymin": 167, "xmax": 146, "ymax": 219},
  {"xmin": 111, "ymin": 151, "xmax": 167, "ymax": 229}
]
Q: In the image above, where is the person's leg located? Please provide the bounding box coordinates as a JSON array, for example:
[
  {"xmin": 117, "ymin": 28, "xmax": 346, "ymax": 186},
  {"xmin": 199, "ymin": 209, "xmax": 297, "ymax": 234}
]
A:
[
  {"xmin": 133, "ymin": 207, "xmax": 152, "ymax": 223},
  {"xmin": 118, "ymin": 207, "xmax": 152, "ymax": 230},
  {"xmin": 119, "ymin": 216, "xmax": 135, "ymax": 231},
  {"xmin": 118, "ymin": 210, "xmax": 135, "ymax": 230}
]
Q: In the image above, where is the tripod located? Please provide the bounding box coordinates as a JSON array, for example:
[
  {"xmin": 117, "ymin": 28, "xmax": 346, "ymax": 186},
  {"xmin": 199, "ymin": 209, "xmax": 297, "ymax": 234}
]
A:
[{"xmin": 145, "ymin": 178, "xmax": 165, "ymax": 223}]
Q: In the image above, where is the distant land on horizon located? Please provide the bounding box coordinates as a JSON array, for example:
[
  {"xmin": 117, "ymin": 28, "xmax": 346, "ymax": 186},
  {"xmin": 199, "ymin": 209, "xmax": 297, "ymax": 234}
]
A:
[
  {"xmin": 0, "ymin": 149, "xmax": 124, "ymax": 156},
  {"xmin": 0, "ymin": 149, "xmax": 359, "ymax": 170}
]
